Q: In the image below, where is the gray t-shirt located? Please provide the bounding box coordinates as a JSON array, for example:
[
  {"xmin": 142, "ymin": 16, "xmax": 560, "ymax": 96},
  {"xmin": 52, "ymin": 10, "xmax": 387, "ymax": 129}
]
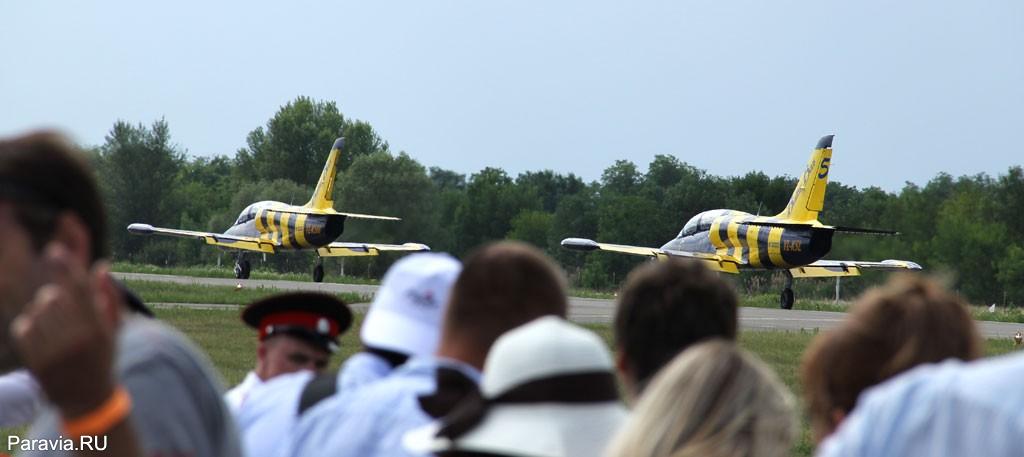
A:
[{"xmin": 24, "ymin": 314, "xmax": 242, "ymax": 457}]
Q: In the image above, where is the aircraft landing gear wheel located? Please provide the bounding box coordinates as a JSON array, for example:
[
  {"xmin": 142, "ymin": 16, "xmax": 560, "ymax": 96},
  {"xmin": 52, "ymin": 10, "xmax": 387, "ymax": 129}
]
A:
[
  {"xmin": 313, "ymin": 264, "xmax": 325, "ymax": 283},
  {"xmin": 234, "ymin": 260, "xmax": 251, "ymax": 280},
  {"xmin": 780, "ymin": 288, "xmax": 794, "ymax": 310}
]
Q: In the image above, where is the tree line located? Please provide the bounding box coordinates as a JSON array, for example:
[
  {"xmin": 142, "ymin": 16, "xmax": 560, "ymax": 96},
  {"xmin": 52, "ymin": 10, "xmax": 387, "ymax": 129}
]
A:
[{"xmin": 87, "ymin": 97, "xmax": 1024, "ymax": 305}]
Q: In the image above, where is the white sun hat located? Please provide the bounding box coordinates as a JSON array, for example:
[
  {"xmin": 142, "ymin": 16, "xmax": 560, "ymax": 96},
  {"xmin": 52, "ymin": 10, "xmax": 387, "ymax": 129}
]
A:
[
  {"xmin": 404, "ymin": 316, "xmax": 627, "ymax": 457},
  {"xmin": 360, "ymin": 252, "xmax": 461, "ymax": 356}
]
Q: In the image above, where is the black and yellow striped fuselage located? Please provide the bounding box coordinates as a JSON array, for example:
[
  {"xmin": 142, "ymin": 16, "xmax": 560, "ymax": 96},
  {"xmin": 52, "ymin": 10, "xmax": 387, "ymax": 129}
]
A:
[
  {"xmin": 224, "ymin": 201, "xmax": 346, "ymax": 250},
  {"xmin": 660, "ymin": 210, "xmax": 833, "ymax": 269}
]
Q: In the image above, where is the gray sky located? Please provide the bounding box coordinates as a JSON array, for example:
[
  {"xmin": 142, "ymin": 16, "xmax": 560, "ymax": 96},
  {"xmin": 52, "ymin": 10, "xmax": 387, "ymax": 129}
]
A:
[{"xmin": 2, "ymin": 1, "xmax": 1021, "ymax": 192}]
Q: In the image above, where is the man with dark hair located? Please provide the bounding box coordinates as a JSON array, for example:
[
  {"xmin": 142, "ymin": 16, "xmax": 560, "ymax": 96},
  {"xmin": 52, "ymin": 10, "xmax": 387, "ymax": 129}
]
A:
[
  {"xmin": 0, "ymin": 131, "xmax": 240, "ymax": 457},
  {"xmin": 284, "ymin": 241, "xmax": 568, "ymax": 457},
  {"xmin": 614, "ymin": 258, "xmax": 738, "ymax": 399}
]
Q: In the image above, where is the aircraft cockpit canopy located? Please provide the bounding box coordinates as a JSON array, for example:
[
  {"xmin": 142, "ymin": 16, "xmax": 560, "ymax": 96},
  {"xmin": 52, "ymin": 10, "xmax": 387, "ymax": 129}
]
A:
[
  {"xmin": 678, "ymin": 209, "xmax": 732, "ymax": 237},
  {"xmin": 234, "ymin": 204, "xmax": 258, "ymax": 225},
  {"xmin": 233, "ymin": 201, "xmax": 278, "ymax": 225}
]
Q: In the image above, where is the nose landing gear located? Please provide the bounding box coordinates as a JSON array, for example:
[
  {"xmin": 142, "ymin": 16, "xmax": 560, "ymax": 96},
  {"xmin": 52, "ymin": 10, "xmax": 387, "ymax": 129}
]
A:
[{"xmin": 234, "ymin": 255, "xmax": 251, "ymax": 280}]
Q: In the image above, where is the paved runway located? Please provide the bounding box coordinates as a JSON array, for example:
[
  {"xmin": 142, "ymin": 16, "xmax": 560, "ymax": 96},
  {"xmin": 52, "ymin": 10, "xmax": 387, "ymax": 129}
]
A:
[{"xmin": 117, "ymin": 272, "xmax": 1024, "ymax": 339}]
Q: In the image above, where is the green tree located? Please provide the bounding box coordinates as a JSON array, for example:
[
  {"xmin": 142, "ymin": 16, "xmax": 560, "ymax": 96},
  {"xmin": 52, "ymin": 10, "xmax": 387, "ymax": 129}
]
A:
[
  {"xmin": 429, "ymin": 167, "xmax": 468, "ymax": 252},
  {"xmin": 229, "ymin": 179, "xmax": 313, "ymax": 211},
  {"xmin": 335, "ymin": 151, "xmax": 440, "ymax": 275},
  {"xmin": 515, "ymin": 170, "xmax": 585, "ymax": 213},
  {"xmin": 429, "ymin": 167, "xmax": 466, "ymax": 191},
  {"xmin": 97, "ymin": 119, "xmax": 184, "ymax": 260},
  {"xmin": 455, "ymin": 167, "xmax": 539, "ymax": 253},
  {"xmin": 998, "ymin": 244, "xmax": 1024, "ymax": 306},
  {"xmin": 507, "ymin": 210, "xmax": 554, "ymax": 249},
  {"xmin": 236, "ymin": 96, "xmax": 388, "ymax": 185},
  {"xmin": 549, "ymin": 187, "xmax": 599, "ymax": 271},
  {"xmin": 931, "ymin": 178, "xmax": 1006, "ymax": 303},
  {"xmin": 177, "ymin": 155, "xmax": 235, "ymax": 228},
  {"xmin": 600, "ymin": 160, "xmax": 641, "ymax": 196}
]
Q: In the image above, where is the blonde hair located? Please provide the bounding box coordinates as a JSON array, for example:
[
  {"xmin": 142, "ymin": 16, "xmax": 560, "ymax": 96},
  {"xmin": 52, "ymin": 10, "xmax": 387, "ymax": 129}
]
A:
[{"xmin": 604, "ymin": 340, "xmax": 796, "ymax": 457}]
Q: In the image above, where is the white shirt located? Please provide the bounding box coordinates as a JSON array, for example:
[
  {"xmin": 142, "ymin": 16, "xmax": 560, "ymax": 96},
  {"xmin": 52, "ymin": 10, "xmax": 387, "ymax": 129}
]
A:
[
  {"xmin": 225, "ymin": 371, "xmax": 263, "ymax": 413},
  {"xmin": 235, "ymin": 352, "xmax": 396, "ymax": 457},
  {"xmin": 818, "ymin": 353, "xmax": 1024, "ymax": 457},
  {"xmin": 0, "ymin": 369, "xmax": 42, "ymax": 427},
  {"xmin": 284, "ymin": 356, "xmax": 481, "ymax": 457}
]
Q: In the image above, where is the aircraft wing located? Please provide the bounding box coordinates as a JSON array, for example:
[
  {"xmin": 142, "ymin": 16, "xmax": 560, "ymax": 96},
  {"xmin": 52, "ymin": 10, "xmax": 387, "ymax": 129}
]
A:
[
  {"xmin": 790, "ymin": 259, "xmax": 923, "ymax": 278},
  {"xmin": 127, "ymin": 223, "xmax": 277, "ymax": 253},
  {"xmin": 560, "ymin": 238, "xmax": 740, "ymax": 274},
  {"xmin": 317, "ymin": 241, "xmax": 431, "ymax": 257}
]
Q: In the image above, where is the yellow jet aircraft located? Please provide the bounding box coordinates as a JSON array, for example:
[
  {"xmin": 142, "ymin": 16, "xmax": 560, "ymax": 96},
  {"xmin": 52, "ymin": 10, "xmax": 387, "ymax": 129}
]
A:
[
  {"xmin": 128, "ymin": 137, "xmax": 429, "ymax": 282},
  {"xmin": 561, "ymin": 135, "xmax": 921, "ymax": 309}
]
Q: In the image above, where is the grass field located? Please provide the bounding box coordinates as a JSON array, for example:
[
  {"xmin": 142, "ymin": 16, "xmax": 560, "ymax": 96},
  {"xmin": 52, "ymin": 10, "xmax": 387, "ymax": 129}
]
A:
[
  {"xmin": 122, "ymin": 280, "xmax": 372, "ymax": 306},
  {"xmin": 113, "ymin": 262, "xmax": 381, "ymax": 285}
]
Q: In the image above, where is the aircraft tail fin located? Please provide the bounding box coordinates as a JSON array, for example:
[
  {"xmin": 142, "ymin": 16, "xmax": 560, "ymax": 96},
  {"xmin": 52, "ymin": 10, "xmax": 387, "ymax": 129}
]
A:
[
  {"xmin": 304, "ymin": 137, "xmax": 344, "ymax": 211},
  {"xmin": 775, "ymin": 135, "xmax": 833, "ymax": 222}
]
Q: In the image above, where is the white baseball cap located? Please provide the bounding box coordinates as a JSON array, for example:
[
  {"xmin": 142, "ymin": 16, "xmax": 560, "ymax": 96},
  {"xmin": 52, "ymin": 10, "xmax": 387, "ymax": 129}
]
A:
[
  {"xmin": 405, "ymin": 316, "xmax": 628, "ymax": 457},
  {"xmin": 360, "ymin": 253, "xmax": 462, "ymax": 356}
]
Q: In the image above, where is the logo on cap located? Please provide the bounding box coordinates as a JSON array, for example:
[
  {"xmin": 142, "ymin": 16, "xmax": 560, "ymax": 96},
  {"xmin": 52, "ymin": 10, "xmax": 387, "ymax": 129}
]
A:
[{"xmin": 406, "ymin": 289, "xmax": 436, "ymax": 308}]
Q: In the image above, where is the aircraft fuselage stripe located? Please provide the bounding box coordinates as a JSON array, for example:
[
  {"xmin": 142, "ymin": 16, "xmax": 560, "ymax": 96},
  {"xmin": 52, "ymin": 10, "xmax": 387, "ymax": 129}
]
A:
[
  {"xmin": 710, "ymin": 219, "xmax": 725, "ymax": 254},
  {"xmin": 294, "ymin": 214, "xmax": 308, "ymax": 248},
  {"xmin": 746, "ymin": 224, "xmax": 761, "ymax": 267},
  {"xmin": 280, "ymin": 212, "xmax": 293, "ymax": 248},
  {"xmin": 727, "ymin": 219, "xmax": 742, "ymax": 260},
  {"xmin": 256, "ymin": 210, "xmax": 268, "ymax": 240},
  {"xmin": 768, "ymin": 227, "xmax": 788, "ymax": 267},
  {"xmin": 272, "ymin": 211, "xmax": 283, "ymax": 244},
  {"xmin": 736, "ymin": 222, "xmax": 750, "ymax": 263},
  {"xmin": 265, "ymin": 211, "xmax": 277, "ymax": 243}
]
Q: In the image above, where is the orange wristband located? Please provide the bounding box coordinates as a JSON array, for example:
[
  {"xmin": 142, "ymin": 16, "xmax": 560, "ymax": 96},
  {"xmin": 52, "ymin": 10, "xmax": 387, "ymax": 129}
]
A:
[{"xmin": 62, "ymin": 386, "xmax": 132, "ymax": 437}]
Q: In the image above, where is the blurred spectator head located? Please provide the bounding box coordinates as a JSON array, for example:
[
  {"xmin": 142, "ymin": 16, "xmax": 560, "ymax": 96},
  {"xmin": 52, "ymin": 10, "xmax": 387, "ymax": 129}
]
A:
[
  {"xmin": 406, "ymin": 316, "xmax": 626, "ymax": 457},
  {"xmin": 0, "ymin": 131, "xmax": 107, "ymax": 262},
  {"xmin": 361, "ymin": 253, "xmax": 462, "ymax": 358},
  {"xmin": 438, "ymin": 241, "xmax": 568, "ymax": 369},
  {"xmin": 801, "ymin": 274, "xmax": 982, "ymax": 443},
  {"xmin": 605, "ymin": 339, "xmax": 795, "ymax": 457},
  {"xmin": 614, "ymin": 258, "xmax": 738, "ymax": 398},
  {"xmin": 0, "ymin": 131, "xmax": 107, "ymax": 371}
]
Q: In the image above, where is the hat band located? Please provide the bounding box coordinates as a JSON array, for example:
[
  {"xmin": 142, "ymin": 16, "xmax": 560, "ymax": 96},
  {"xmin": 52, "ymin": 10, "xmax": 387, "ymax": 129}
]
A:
[
  {"xmin": 259, "ymin": 311, "xmax": 339, "ymax": 340},
  {"xmin": 436, "ymin": 371, "xmax": 619, "ymax": 440}
]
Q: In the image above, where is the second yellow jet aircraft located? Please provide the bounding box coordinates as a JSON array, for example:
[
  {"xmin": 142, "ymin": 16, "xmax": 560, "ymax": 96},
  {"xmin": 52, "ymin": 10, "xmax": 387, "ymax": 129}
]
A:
[{"xmin": 561, "ymin": 135, "xmax": 921, "ymax": 309}]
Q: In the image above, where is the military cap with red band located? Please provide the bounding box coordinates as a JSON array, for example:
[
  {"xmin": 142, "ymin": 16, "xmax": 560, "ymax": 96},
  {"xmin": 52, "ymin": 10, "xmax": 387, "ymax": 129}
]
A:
[{"xmin": 241, "ymin": 292, "xmax": 353, "ymax": 353}]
